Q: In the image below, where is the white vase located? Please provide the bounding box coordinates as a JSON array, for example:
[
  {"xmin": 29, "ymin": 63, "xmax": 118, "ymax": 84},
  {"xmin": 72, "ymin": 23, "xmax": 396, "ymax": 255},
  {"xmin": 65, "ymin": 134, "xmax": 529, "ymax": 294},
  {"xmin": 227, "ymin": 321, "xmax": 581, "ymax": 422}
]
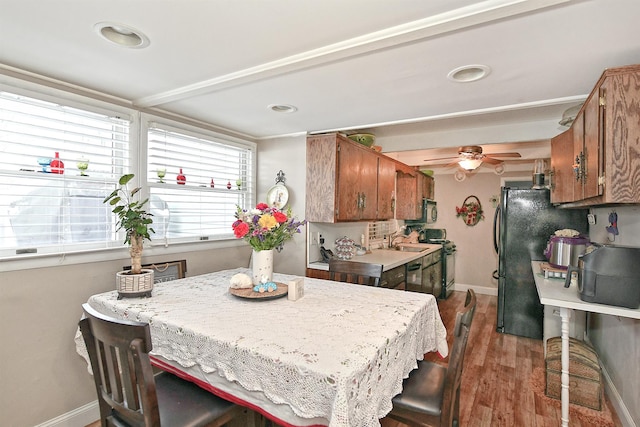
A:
[{"xmin": 252, "ymin": 249, "xmax": 274, "ymax": 284}]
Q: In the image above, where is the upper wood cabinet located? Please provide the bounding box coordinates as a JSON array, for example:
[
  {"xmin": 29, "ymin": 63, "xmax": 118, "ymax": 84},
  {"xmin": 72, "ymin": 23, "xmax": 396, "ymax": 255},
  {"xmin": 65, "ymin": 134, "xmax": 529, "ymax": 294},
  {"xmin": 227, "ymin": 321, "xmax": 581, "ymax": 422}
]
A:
[
  {"xmin": 306, "ymin": 133, "xmax": 404, "ymax": 222},
  {"xmin": 335, "ymin": 138, "xmax": 378, "ymax": 220},
  {"xmin": 377, "ymin": 156, "xmax": 396, "ymax": 220},
  {"xmin": 550, "ymin": 127, "xmax": 576, "ymax": 203},
  {"xmin": 395, "ymin": 170, "xmax": 418, "ymax": 220},
  {"xmin": 551, "ymin": 64, "xmax": 640, "ymax": 206},
  {"xmin": 396, "ymin": 170, "xmax": 434, "ymax": 220}
]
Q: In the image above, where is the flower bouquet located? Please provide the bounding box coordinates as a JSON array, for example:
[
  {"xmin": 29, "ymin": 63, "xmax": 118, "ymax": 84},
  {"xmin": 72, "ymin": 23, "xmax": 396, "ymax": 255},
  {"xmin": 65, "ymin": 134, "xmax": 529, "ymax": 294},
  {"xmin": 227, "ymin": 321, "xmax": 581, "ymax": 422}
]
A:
[
  {"xmin": 233, "ymin": 202, "xmax": 306, "ymax": 251},
  {"xmin": 233, "ymin": 202, "xmax": 306, "ymax": 284}
]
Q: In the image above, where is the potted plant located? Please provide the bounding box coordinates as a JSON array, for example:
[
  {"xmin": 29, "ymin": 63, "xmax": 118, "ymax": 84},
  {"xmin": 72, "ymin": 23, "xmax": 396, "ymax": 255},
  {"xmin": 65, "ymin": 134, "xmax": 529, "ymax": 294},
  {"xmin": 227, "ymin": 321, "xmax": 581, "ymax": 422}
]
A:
[{"xmin": 104, "ymin": 173, "xmax": 155, "ymax": 298}]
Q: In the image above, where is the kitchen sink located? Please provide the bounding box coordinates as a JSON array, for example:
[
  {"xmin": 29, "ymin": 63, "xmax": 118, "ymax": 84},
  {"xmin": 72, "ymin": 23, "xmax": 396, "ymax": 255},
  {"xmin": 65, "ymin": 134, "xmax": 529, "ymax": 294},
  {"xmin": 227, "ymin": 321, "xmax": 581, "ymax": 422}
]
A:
[
  {"xmin": 384, "ymin": 243, "xmax": 434, "ymax": 253},
  {"xmin": 391, "ymin": 246, "xmax": 427, "ymax": 252}
]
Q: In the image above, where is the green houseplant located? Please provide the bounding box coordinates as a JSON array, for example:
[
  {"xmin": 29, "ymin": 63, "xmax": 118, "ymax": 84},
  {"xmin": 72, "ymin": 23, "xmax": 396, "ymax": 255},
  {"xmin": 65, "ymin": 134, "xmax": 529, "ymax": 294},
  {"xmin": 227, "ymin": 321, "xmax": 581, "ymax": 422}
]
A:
[{"xmin": 104, "ymin": 174, "xmax": 155, "ymax": 297}]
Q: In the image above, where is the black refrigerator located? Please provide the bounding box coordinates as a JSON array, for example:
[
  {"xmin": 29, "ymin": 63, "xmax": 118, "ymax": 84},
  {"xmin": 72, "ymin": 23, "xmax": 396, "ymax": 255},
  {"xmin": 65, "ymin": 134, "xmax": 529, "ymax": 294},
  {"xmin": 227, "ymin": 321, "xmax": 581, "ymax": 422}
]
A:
[{"xmin": 493, "ymin": 187, "xmax": 588, "ymax": 339}]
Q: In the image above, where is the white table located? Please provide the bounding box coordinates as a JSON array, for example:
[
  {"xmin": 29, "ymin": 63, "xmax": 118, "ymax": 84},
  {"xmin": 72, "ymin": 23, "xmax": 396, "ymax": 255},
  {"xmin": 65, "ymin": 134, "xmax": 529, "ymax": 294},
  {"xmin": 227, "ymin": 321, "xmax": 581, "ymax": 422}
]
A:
[
  {"xmin": 77, "ymin": 268, "xmax": 448, "ymax": 427},
  {"xmin": 531, "ymin": 261, "xmax": 640, "ymax": 427}
]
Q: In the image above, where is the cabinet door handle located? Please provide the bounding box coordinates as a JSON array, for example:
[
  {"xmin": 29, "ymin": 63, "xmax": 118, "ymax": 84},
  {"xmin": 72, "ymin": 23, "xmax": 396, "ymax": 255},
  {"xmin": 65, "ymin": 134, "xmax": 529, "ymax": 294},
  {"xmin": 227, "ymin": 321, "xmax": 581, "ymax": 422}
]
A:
[
  {"xmin": 572, "ymin": 152, "xmax": 585, "ymax": 182},
  {"xmin": 549, "ymin": 168, "xmax": 555, "ymax": 191},
  {"xmin": 361, "ymin": 193, "xmax": 366, "ymax": 209}
]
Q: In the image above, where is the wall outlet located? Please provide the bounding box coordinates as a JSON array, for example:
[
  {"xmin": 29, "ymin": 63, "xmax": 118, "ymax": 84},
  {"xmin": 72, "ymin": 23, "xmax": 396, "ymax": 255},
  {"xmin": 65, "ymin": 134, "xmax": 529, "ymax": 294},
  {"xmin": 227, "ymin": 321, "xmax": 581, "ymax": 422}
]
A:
[
  {"xmin": 311, "ymin": 232, "xmax": 320, "ymax": 245},
  {"xmin": 587, "ymin": 213, "xmax": 596, "ymax": 225}
]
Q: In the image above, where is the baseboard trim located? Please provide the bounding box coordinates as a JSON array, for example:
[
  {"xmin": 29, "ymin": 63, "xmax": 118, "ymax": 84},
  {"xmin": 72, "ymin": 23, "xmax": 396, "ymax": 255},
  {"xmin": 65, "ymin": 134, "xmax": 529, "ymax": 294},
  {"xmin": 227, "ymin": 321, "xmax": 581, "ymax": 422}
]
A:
[
  {"xmin": 584, "ymin": 336, "xmax": 636, "ymax": 427},
  {"xmin": 34, "ymin": 400, "xmax": 98, "ymax": 427},
  {"xmin": 452, "ymin": 283, "xmax": 498, "ymax": 296},
  {"xmin": 600, "ymin": 359, "xmax": 636, "ymax": 427}
]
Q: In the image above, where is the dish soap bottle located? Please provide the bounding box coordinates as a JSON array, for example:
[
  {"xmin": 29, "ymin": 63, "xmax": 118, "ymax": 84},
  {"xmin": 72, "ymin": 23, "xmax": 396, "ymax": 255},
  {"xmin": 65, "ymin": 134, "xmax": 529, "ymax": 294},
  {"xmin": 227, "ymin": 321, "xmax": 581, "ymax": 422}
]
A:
[{"xmin": 50, "ymin": 152, "xmax": 64, "ymax": 174}]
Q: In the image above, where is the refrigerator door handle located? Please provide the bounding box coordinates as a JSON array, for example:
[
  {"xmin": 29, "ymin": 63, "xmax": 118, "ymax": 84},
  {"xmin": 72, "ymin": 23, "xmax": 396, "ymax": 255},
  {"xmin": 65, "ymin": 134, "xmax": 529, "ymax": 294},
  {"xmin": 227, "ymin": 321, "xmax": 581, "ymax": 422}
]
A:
[{"xmin": 493, "ymin": 204, "xmax": 501, "ymax": 254}]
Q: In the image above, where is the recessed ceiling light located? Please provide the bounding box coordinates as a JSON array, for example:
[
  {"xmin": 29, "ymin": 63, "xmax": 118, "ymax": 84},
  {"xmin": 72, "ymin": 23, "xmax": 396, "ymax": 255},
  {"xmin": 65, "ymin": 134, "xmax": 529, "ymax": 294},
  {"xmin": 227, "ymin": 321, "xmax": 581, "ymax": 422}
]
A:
[
  {"xmin": 447, "ymin": 65, "xmax": 491, "ymax": 83},
  {"xmin": 94, "ymin": 22, "xmax": 150, "ymax": 49},
  {"xmin": 268, "ymin": 104, "xmax": 298, "ymax": 113}
]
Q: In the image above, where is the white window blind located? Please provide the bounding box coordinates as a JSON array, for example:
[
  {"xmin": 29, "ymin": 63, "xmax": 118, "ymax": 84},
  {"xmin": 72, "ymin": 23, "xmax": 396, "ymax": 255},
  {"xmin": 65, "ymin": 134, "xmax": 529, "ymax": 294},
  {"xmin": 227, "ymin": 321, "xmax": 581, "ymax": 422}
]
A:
[
  {"xmin": 146, "ymin": 123, "xmax": 255, "ymax": 242},
  {"xmin": 0, "ymin": 90, "xmax": 131, "ymax": 257}
]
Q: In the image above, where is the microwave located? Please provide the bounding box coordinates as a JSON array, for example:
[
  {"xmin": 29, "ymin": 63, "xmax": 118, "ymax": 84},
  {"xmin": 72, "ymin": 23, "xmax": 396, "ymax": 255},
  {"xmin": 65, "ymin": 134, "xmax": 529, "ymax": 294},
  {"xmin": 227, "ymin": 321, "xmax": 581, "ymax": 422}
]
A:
[
  {"xmin": 424, "ymin": 199, "xmax": 438, "ymax": 223},
  {"xmin": 405, "ymin": 199, "xmax": 437, "ymax": 224},
  {"xmin": 417, "ymin": 199, "xmax": 437, "ymax": 224}
]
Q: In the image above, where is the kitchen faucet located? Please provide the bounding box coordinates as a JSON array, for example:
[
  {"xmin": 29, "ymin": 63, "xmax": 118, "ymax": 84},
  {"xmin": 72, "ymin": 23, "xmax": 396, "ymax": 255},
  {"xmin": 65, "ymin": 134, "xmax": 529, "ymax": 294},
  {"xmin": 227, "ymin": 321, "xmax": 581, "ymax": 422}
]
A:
[{"xmin": 388, "ymin": 226, "xmax": 407, "ymax": 248}]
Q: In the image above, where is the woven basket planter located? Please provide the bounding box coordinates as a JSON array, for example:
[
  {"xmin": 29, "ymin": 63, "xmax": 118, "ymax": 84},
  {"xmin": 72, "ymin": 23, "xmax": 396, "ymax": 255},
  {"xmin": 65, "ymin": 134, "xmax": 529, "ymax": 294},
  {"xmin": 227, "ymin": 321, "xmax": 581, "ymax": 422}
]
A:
[{"xmin": 116, "ymin": 269, "xmax": 154, "ymax": 299}]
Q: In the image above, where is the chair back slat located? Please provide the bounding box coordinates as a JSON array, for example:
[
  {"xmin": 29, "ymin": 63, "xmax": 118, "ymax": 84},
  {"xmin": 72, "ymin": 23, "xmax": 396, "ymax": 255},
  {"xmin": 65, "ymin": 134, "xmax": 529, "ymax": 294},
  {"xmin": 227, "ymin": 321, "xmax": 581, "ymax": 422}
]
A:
[
  {"xmin": 79, "ymin": 304, "xmax": 160, "ymax": 427},
  {"xmin": 328, "ymin": 259, "xmax": 383, "ymax": 287},
  {"xmin": 441, "ymin": 289, "xmax": 477, "ymax": 427}
]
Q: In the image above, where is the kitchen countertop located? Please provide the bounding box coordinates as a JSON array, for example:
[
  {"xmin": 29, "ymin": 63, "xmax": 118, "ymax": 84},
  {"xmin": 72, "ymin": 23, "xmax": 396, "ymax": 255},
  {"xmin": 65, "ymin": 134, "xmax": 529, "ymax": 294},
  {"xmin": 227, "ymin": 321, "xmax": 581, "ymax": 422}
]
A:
[{"xmin": 308, "ymin": 244, "xmax": 442, "ymax": 272}]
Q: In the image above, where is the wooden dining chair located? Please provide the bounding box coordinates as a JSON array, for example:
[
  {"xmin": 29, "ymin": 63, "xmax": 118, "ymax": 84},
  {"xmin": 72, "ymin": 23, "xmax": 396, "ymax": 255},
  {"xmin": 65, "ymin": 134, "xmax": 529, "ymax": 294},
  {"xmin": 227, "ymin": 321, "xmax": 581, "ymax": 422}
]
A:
[
  {"xmin": 387, "ymin": 289, "xmax": 477, "ymax": 427},
  {"xmin": 79, "ymin": 303, "xmax": 242, "ymax": 427},
  {"xmin": 329, "ymin": 259, "xmax": 384, "ymax": 286}
]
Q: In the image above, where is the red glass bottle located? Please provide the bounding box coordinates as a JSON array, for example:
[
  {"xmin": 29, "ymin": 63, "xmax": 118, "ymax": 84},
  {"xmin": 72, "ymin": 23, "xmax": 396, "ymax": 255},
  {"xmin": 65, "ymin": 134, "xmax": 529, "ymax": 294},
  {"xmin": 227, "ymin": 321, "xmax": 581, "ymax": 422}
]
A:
[
  {"xmin": 177, "ymin": 168, "xmax": 186, "ymax": 185},
  {"xmin": 226, "ymin": 180, "xmax": 232, "ymax": 189},
  {"xmin": 50, "ymin": 152, "xmax": 64, "ymax": 174},
  {"xmin": 210, "ymin": 178, "xmax": 215, "ymax": 188}
]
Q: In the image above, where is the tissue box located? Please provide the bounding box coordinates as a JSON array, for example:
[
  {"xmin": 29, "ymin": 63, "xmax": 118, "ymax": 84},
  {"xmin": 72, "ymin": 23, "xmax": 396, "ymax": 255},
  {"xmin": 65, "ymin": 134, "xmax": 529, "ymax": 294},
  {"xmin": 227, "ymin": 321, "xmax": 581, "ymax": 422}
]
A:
[{"xmin": 288, "ymin": 278, "xmax": 304, "ymax": 301}]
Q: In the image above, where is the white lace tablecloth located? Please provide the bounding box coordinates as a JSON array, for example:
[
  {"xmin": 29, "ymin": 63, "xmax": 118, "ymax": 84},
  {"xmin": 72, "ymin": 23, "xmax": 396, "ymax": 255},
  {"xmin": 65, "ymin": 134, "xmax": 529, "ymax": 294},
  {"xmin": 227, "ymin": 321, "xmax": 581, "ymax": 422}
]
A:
[{"xmin": 77, "ymin": 268, "xmax": 447, "ymax": 427}]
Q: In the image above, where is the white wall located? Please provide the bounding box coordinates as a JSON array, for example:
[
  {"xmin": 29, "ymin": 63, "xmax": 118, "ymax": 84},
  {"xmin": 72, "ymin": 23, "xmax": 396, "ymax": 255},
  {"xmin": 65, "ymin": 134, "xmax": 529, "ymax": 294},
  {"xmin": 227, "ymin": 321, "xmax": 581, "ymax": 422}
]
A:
[
  {"xmin": 588, "ymin": 205, "xmax": 640, "ymax": 426},
  {"xmin": 256, "ymin": 134, "xmax": 308, "ymax": 276}
]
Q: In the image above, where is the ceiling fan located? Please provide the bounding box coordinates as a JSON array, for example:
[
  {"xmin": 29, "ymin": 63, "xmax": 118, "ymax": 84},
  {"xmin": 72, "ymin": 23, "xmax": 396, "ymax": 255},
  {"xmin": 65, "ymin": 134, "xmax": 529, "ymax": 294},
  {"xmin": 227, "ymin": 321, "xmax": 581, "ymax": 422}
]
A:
[{"xmin": 422, "ymin": 145, "xmax": 521, "ymax": 171}]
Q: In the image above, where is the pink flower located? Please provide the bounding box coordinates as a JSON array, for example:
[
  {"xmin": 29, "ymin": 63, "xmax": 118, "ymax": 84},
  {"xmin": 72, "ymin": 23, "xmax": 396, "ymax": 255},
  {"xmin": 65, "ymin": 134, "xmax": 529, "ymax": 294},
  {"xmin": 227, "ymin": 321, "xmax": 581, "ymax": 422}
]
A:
[{"xmin": 256, "ymin": 202, "xmax": 269, "ymax": 210}]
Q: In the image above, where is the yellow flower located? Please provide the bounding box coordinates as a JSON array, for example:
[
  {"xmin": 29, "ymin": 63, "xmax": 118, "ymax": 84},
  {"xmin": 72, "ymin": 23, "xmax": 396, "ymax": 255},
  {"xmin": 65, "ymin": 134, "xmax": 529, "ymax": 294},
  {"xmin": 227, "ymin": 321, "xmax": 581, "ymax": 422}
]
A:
[{"xmin": 258, "ymin": 214, "xmax": 278, "ymax": 230}]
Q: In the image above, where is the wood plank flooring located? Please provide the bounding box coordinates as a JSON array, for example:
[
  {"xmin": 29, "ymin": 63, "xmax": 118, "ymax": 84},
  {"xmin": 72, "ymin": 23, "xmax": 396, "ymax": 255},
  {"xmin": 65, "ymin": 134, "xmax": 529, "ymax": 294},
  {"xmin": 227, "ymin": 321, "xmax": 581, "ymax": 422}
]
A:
[
  {"xmin": 381, "ymin": 291, "xmax": 622, "ymax": 427},
  {"xmin": 86, "ymin": 291, "xmax": 622, "ymax": 427}
]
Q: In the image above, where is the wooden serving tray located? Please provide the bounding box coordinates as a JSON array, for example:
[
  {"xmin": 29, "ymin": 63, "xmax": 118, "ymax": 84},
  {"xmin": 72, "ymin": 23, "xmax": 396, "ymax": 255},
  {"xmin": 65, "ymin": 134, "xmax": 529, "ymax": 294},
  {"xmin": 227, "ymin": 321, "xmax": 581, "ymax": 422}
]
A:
[{"xmin": 229, "ymin": 283, "xmax": 288, "ymax": 300}]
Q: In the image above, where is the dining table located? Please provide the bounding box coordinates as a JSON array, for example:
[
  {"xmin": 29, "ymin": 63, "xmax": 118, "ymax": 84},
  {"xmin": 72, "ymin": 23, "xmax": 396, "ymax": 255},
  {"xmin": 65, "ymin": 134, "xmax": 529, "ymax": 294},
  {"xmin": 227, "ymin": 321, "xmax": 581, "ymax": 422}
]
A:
[{"xmin": 75, "ymin": 267, "xmax": 448, "ymax": 427}]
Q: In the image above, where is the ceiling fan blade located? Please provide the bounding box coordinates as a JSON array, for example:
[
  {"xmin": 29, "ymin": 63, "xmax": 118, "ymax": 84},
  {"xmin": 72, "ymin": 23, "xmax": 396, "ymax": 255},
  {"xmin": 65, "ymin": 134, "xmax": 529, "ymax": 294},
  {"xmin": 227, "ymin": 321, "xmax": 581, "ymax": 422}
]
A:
[
  {"xmin": 485, "ymin": 152, "xmax": 521, "ymax": 158},
  {"xmin": 421, "ymin": 156, "xmax": 459, "ymax": 163},
  {"xmin": 481, "ymin": 157, "xmax": 503, "ymax": 165}
]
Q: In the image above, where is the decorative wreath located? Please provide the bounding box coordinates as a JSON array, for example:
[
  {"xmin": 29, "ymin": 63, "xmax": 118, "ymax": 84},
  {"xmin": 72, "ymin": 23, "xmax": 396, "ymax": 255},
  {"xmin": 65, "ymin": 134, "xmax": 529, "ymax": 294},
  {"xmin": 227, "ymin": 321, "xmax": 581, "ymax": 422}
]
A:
[{"xmin": 456, "ymin": 195, "xmax": 484, "ymax": 226}]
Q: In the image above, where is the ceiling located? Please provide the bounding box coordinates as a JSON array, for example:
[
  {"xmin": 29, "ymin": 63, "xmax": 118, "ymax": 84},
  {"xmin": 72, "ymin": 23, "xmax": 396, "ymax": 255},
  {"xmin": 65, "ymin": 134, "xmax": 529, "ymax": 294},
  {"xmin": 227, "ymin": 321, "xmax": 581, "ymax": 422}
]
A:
[{"xmin": 1, "ymin": 0, "xmax": 639, "ymax": 167}]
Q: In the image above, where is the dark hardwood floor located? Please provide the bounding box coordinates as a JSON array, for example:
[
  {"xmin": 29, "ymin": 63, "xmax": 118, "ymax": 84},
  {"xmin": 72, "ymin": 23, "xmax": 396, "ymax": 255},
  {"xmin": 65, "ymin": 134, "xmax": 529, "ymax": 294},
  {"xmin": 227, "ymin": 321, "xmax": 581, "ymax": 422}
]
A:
[
  {"xmin": 86, "ymin": 291, "xmax": 622, "ymax": 427},
  {"xmin": 381, "ymin": 291, "xmax": 622, "ymax": 427}
]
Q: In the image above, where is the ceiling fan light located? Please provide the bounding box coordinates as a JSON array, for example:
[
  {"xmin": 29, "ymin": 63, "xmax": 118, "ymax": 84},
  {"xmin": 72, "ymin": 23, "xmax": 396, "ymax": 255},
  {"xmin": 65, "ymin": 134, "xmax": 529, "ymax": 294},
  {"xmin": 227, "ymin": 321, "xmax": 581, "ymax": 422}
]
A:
[{"xmin": 458, "ymin": 158, "xmax": 483, "ymax": 171}]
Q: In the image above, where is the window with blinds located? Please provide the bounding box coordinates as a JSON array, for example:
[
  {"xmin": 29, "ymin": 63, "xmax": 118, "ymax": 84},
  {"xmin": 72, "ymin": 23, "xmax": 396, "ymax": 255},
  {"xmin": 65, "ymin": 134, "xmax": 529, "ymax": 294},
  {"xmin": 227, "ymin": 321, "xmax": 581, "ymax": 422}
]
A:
[
  {"xmin": 146, "ymin": 121, "xmax": 255, "ymax": 243},
  {"xmin": 0, "ymin": 90, "xmax": 131, "ymax": 257}
]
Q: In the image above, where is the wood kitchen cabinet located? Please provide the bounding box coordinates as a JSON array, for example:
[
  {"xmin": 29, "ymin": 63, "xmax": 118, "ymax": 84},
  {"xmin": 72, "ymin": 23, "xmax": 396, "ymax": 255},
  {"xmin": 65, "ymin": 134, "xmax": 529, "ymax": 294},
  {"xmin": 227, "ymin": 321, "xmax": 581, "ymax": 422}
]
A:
[
  {"xmin": 550, "ymin": 123, "xmax": 578, "ymax": 203},
  {"xmin": 377, "ymin": 156, "xmax": 396, "ymax": 220},
  {"xmin": 551, "ymin": 64, "xmax": 640, "ymax": 206},
  {"xmin": 306, "ymin": 133, "xmax": 401, "ymax": 222},
  {"xmin": 336, "ymin": 138, "xmax": 378, "ymax": 220},
  {"xmin": 395, "ymin": 170, "xmax": 418, "ymax": 220},
  {"xmin": 396, "ymin": 170, "xmax": 434, "ymax": 220}
]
